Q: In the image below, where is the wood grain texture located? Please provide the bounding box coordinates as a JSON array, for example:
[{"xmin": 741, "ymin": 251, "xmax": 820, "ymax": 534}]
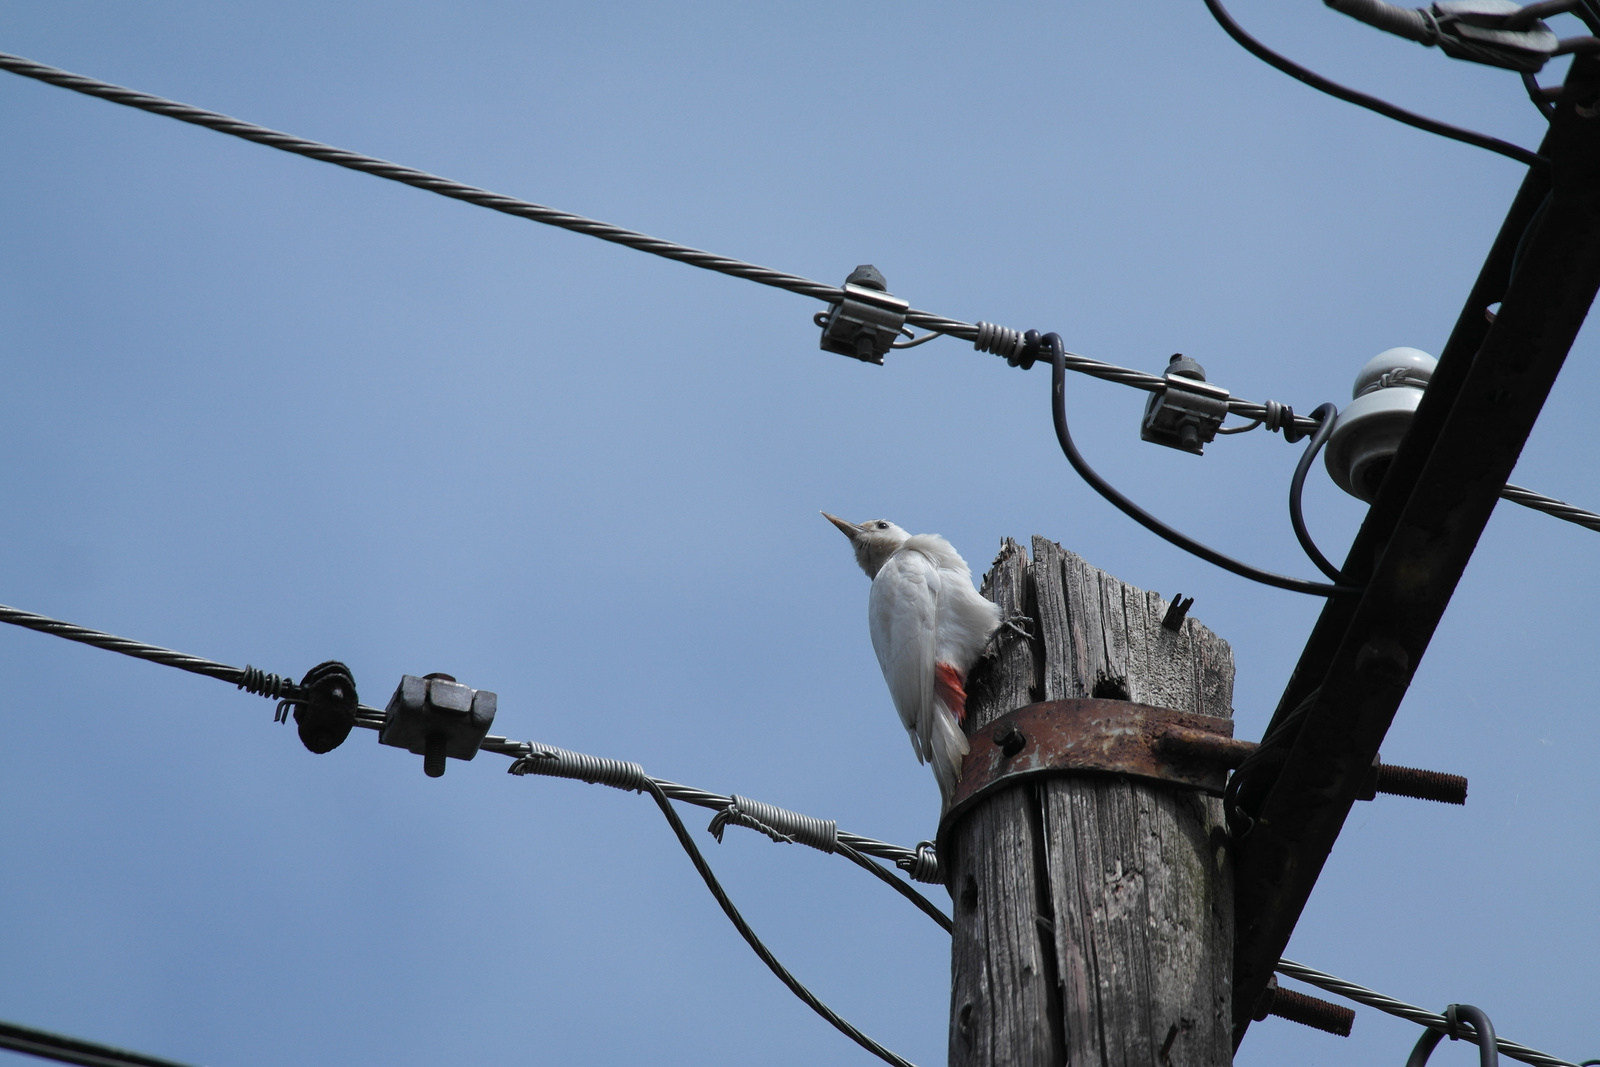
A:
[
  {"xmin": 948, "ymin": 539, "xmax": 1059, "ymax": 1067},
  {"xmin": 948, "ymin": 537, "xmax": 1235, "ymax": 1067}
]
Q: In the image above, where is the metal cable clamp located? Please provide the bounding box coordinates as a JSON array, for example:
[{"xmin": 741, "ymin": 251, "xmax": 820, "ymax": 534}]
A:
[{"xmin": 818, "ymin": 265, "xmax": 908, "ymax": 365}]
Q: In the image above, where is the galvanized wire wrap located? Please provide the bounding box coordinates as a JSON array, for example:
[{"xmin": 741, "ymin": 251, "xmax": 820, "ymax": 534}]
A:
[
  {"xmin": 893, "ymin": 841, "xmax": 941, "ymax": 884},
  {"xmin": 972, "ymin": 321, "xmax": 1034, "ymax": 366},
  {"xmin": 1275, "ymin": 959, "xmax": 1581, "ymax": 1067},
  {"xmin": 496, "ymin": 747, "xmax": 947, "ymax": 917},
  {"xmin": 507, "ymin": 744, "xmax": 647, "ymax": 792},
  {"xmin": 708, "ymin": 795, "xmax": 837, "ymax": 852}
]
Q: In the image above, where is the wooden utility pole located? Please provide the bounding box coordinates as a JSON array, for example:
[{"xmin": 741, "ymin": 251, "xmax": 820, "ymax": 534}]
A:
[{"xmin": 943, "ymin": 536, "xmax": 1235, "ymax": 1067}]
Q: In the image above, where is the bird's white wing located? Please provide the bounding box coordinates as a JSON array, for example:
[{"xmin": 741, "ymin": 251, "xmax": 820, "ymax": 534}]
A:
[{"xmin": 868, "ymin": 549, "xmax": 942, "ymax": 764}]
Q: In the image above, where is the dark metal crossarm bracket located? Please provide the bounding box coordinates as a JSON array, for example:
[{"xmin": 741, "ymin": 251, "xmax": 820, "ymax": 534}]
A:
[{"xmin": 1229, "ymin": 50, "xmax": 1600, "ymax": 1046}]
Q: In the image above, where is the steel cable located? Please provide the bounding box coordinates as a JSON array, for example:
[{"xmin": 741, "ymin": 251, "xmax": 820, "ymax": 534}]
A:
[
  {"xmin": 1201, "ymin": 0, "xmax": 1546, "ymax": 168},
  {"xmin": 0, "ymin": 1019, "xmax": 199, "ymax": 1067},
  {"xmin": 640, "ymin": 778, "xmax": 920, "ymax": 1067},
  {"xmin": 0, "ymin": 47, "xmax": 1343, "ymax": 442},
  {"xmin": 1046, "ymin": 332, "xmax": 1359, "ymax": 597},
  {"xmin": 0, "ymin": 50, "xmax": 970, "ymax": 339},
  {"xmin": 0, "ymin": 602, "xmax": 297, "ymax": 699},
  {"xmin": 1275, "ymin": 959, "xmax": 1581, "ymax": 1067},
  {"xmin": 1500, "ymin": 483, "xmax": 1600, "ymax": 531},
  {"xmin": 0, "ymin": 597, "xmax": 948, "ymax": 901}
]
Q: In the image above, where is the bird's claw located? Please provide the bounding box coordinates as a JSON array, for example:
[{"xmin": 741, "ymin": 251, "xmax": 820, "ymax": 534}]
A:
[
  {"xmin": 985, "ymin": 615, "xmax": 1035, "ymax": 655},
  {"xmin": 1002, "ymin": 615, "xmax": 1034, "ymax": 639}
]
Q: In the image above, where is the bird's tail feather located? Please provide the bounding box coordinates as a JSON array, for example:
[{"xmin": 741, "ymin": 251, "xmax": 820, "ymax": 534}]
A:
[{"xmin": 930, "ymin": 703, "xmax": 970, "ymax": 803}]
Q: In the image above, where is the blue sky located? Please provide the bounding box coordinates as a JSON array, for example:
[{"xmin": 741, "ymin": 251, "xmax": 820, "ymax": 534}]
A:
[{"xmin": 0, "ymin": 3, "xmax": 1595, "ymax": 1065}]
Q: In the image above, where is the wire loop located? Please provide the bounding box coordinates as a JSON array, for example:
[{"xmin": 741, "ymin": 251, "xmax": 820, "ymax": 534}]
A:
[{"xmin": 896, "ymin": 841, "xmax": 942, "ymax": 884}]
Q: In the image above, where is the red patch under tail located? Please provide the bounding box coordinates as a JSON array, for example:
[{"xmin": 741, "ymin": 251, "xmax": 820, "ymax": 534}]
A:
[{"xmin": 934, "ymin": 662, "xmax": 969, "ymax": 723}]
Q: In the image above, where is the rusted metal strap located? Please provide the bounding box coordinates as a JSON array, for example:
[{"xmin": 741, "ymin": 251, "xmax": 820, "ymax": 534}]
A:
[
  {"xmin": 936, "ymin": 699, "xmax": 1467, "ymax": 853},
  {"xmin": 939, "ymin": 699, "xmax": 1235, "ymax": 837}
]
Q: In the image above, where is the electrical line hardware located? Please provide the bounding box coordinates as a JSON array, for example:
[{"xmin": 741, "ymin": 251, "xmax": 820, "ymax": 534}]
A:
[
  {"xmin": 284, "ymin": 660, "xmax": 360, "ymax": 754},
  {"xmin": 1203, "ymin": 0, "xmax": 1547, "ymax": 166},
  {"xmin": 1327, "ymin": 0, "xmax": 1560, "ymax": 72},
  {"xmin": 1407, "ymin": 1004, "xmax": 1500, "ymax": 1067},
  {"xmin": 1251, "ymin": 975, "xmax": 1356, "ymax": 1037},
  {"xmin": 1140, "ymin": 353, "xmax": 1230, "ymax": 454},
  {"xmin": 1155, "ymin": 729, "xmax": 1469, "ymax": 804},
  {"xmin": 0, "ymin": 594, "xmax": 943, "ymax": 1064},
  {"xmin": 2, "ymin": 48, "xmax": 1594, "ymax": 561},
  {"xmin": 1047, "ymin": 332, "xmax": 1360, "ymax": 597},
  {"xmin": 1231, "ymin": 50, "xmax": 1600, "ymax": 1043},
  {"xmin": 937, "ymin": 697, "xmax": 1465, "ymax": 857},
  {"xmin": 818, "ymin": 265, "xmax": 908, "ymax": 365},
  {"xmin": 379, "ymin": 673, "xmax": 497, "ymax": 777},
  {"xmin": 940, "ymin": 700, "xmax": 1238, "ymax": 835},
  {"xmin": 1274, "ymin": 960, "xmax": 1582, "ymax": 1067},
  {"xmin": 1325, "ymin": 348, "xmax": 1437, "ymax": 502}
]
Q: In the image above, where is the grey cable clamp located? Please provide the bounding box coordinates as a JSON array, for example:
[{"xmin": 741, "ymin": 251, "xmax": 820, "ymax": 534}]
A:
[{"xmin": 818, "ymin": 265, "xmax": 908, "ymax": 365}]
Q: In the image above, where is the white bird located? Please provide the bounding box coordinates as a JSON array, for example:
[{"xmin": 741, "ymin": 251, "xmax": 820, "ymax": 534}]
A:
[{"xmin": 823, "ymin": 513, "xmax": 1001, "ymax": 803}]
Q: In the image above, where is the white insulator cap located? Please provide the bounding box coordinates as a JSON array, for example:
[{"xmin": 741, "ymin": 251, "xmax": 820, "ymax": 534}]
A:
[{"xmin": 1325, "ymin": 348, "xmax": 1438, "ymax": 503}]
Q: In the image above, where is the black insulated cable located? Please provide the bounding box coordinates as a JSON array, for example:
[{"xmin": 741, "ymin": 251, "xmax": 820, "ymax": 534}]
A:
[
  {"xmin": 1289, "ymin": 403, "xmax": 1346, "ymax": 582},
  {"xmin": 834, "ymin": 841, "xmax": 953, "ymax": 933},
  {"xmin": 0, "ymin": 1018, "xmax": 198, "ymax": 1067},
  {"xmin": 641, "ymin": 779, "xmax": 921, "ymax": 1067},
  {"xmin": 1201, "ymin": 0, "xmax": 1547, "ymax": 168},
  {"xmin": 1408, "ymin": 1005, "xmax": 1500, "ymax": 1067},
  {"xmin": 1045, "ymin": 333, "xmax": 1358, "ymax": 597}
]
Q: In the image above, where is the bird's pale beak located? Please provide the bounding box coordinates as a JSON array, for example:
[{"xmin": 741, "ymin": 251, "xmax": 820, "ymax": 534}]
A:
[{"xmin": 821, "ymin": 512, "xmax": 863, "ymax": 541}]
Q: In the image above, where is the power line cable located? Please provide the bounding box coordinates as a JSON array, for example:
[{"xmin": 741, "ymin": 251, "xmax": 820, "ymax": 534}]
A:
[
  {"xmin": 1289, "ymin": 403, "xmax": 1345, "ymax": 582},
  {"xmin": 0, "ymin": 603, "xmax": 300, "ymax": 702},
  {"xmin": 639, "ymin": 777, "xmax": 921, "ymax": 1067},
  {"xmin": 0, "ymin": 1019, "xmax": 198, "ymax": 1067},
  {"xmin": 5, "ymin": 49, "xmax": 1598, "ymax": 558},
  {"xmin": 1499, "ymin": 483, "xmax": 1600, "ymax": 531},
  {"xmin": 1275, "ymin": 959, "xmax": 1583, "ymax": 1067},
  {"xmin": 0, "ymin": 48, "xmax": 1340, "ymax": 439},
  {"xmin": 1045, "ymin": 331, "xmax": 1359, "ymax": 597},
  {"xmin": 0, "ymin": 50, "xmax": 953, "ymax": 340},
  {"xmin": 0, "ymin": 597, "xmax": 953, "ymax": 1056},
  {"xmin": 0, "ymin": 599, "xmax": 948, "ymax": 892},
  {"xmin": 1200, "ymin": 0, "xmax": 1546, "ymax": 168}
]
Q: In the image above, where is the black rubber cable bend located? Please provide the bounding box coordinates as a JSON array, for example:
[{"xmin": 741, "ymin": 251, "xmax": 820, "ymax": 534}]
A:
[
  {"xmin": 1045, "ymin": 333, "xmax": 1358, "ymax": 597},
  {"xmin": 641, "ymin": 779, "xmax": 920, "ymax": 1067},
  {"xmin": 1289, "ymin": 403, "xmax": 1346, "ymax": 582},
  {"xmin": 1406, "ymin": 1005, "xmax": 1500, "ymax": 1067},
  {"xmin": 1201, "ymin": 0, "xmax": 1546, "ymax": 168}
]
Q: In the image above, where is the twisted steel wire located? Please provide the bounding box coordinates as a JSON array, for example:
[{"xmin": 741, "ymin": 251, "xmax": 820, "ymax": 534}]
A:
[
  {"xmin": 1500, "ymin": 483, "xmax": 1600, "ymax": 532},
  {"xmin": 0, "ymin": 594, "xmax": 944, "ymax": 887},
  {"xmin": 1276, "ymin": 960, "xmax": 1581, "ymax": 1067},
  {"xmin": 0, "ymin": 51, "xmax": 855, "ymax": 310},
  {"xmin": 469, "ymin": 734, "xmax": 941, "ymax": 880},
  {"xmin": 639, "ymin": 778, "xmax": 920, "ymax": 1067},
  {"xmin": 0, "ymin": 1017, "xmax": 199, "ymax": 1067},
  {"xmin": 0, "ymin": 589, "xmax": 950, "ymax": 1059},
  {"xmin": 21, "ymin": 41, "xmax": 1600, "ymax": 508},
  {"xmin": 0, "ymin": 602, "xmax": 295, "ymax": 697},
  {"xmin": 0, "ymin": 48, "xmax": 1324, "ymax": 436}
]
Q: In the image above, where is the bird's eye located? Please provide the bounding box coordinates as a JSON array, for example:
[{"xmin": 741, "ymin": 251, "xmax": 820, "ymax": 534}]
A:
[{"xmin": 877, "ymin": 522, "xmax": 889, "ymax": 530}]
